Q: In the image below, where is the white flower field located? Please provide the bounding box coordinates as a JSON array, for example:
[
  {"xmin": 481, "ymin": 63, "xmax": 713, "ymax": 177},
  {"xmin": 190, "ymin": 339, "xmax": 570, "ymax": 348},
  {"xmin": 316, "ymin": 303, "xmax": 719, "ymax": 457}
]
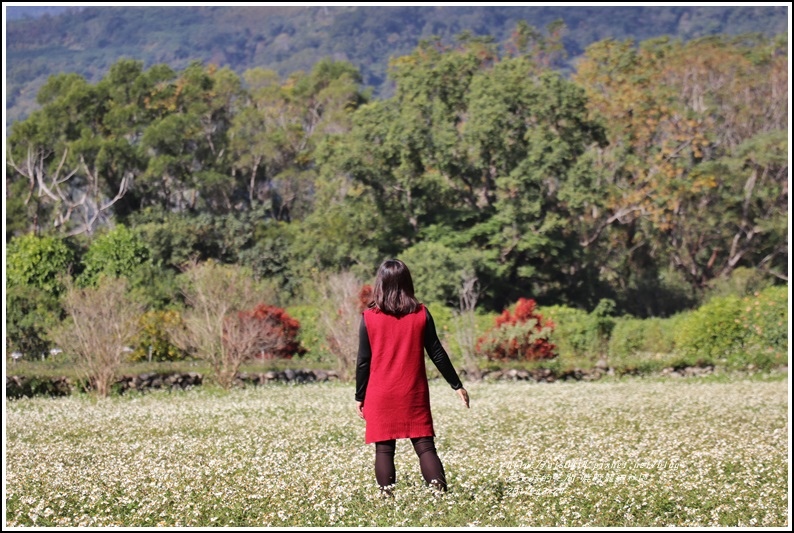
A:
[{"xmin": 4, "ymin": 377, "xmax": 789, "ymax": 527}]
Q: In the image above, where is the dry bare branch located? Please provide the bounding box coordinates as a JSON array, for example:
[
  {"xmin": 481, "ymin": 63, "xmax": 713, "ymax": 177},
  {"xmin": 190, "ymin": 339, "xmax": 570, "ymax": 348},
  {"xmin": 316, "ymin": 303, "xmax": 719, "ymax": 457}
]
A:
[
  {"xmin": 169, "ymin": 261, "xmax": 269, "ymax": 388},
  {"xmin": 316, "ymin": 271, "xmax": 365, "ymax": 380},
  {"xmin": 51, "ymin": 277, "xmax": 143, "ymax": 397}
]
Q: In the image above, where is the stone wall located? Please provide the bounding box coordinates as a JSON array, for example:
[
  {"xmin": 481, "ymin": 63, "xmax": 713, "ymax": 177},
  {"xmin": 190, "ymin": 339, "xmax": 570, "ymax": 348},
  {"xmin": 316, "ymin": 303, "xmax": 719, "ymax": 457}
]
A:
[
  {"xmin": 5, "ymin": 369, "xmax": 341, "ymax": 399},
  {"xmin": 5, "ymin": 364, "xmax": 726, "ymax": 399},
  {"xmin": 461, "ymin": 364, "xmax": 715, "ymax": 383},
  {"xmin": 6, "ymin": 375, "xmax": 72, "ymax": 399}
]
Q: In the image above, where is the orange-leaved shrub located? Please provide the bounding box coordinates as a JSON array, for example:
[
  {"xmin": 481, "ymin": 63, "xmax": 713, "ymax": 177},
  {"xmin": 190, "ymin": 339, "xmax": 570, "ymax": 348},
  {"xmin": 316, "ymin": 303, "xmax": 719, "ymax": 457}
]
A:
[
  {"xmin": 358, "ymin": 284, "xmax": 373, "ymax": 312},
  {"xmin": 475, "ymin": 298, "xmax": 557, "ymax": 361},
  {"xmin": 232, "ymin": 304, "xmax": 306, "ymax": 360}
]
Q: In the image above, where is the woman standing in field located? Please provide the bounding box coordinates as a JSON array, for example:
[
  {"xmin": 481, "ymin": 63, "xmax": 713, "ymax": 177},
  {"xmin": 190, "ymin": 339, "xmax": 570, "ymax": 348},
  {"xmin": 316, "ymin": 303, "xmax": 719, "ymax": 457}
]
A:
[{"xmin": 355, "ymin": 259, "xmax": 470, "ymax": 494}]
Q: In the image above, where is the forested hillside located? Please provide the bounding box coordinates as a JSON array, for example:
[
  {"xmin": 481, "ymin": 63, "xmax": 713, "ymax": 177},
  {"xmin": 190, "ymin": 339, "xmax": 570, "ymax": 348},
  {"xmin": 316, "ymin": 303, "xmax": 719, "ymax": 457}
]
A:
[
  {"xmin": 6, "ymin": 25, "xmax": 787, "ymax": 329},
  {"xmin": 5, "ymin": 5, "xmax": 788, "ymax": 126}
]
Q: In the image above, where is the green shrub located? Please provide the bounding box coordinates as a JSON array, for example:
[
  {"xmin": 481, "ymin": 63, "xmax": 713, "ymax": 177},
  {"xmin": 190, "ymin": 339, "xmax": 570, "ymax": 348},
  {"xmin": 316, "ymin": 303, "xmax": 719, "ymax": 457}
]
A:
[
  {"xmin": 646, "ymin": 315, "xmax": 685, "ymax": 355},
  {"xmin": 704, "ymin": 267, "xmax": 774, "ymax": 302},
  {"xmin": 424, "ymin": 302, "xmax": 463, "ymax": 369},
  {"xmin": 675, "ymin": 288, "xmax": 788, "ymax": 370},
  {"xmin": 675, "ymin": 295, "xmax": 746, "ymax": 366},
  {"xmin": 6, "ymin": 234, "xmax": 76, "ymax": 357},
  {"xmin": 609, "ymin": 316, "xmax": 678, "ymax": 359},
  {"xmin": 607, "ymin": 315, "xmax": 685, "ymax": 372},
  {"xmin": 6, "ymin": 233, "xmax": 76, "ymax": 294},
  {"xmin": 608, "ymin": 317, "xmax": 648, "ymax": 360},
  {"xmin": 286, "ymin": 305, "xmax": 330, "ymax": 364},
  {"xmin": 542, "ymin": 305, "xmax": 591, "ymax": 359},
  {"xmin": 79, "ymin": 225, "xmax": 150, "ymax": 286},
  {"xmin": 130, "ymin": 210, "xmax": 205, "ymax": 269},
  {"xmin": 237, "ymin": 220, "xmax": 296, "ymax": 292},
  {"xmin": 5, "ymin": 284, "xmax": 63, "ymax": 357},
  {"xmin": 126, "ymin": 262, "xmax": 181, "ymax": 310},
  {"xmin": 130, "ymin": 309, "xmax": 188, "ymax": 362},
  {"xmin": 542, "ymin": 299, "xmax": 615, "ymax": 360},
  {"xmin": 738, "ymin": 286, "xmax": 788, "ymax": 368},
  {"xmin": 425, "ymin": 301, "xmax": 454, "ymax": 337},
  {"xmin": 401, "ymin": 241, "xmax": 471, "ymax": 307}
]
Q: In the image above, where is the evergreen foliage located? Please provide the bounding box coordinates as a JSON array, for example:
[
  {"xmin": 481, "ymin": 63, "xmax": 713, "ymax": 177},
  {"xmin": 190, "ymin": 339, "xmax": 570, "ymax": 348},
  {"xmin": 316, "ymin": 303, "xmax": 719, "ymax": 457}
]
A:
[
  {"xmin": 7, "ymin": 6, "xmax": 787, "ymax": 125},
  {"xmin": 4, "ymin": 16, "xmax": 788, "ymax": 365}
]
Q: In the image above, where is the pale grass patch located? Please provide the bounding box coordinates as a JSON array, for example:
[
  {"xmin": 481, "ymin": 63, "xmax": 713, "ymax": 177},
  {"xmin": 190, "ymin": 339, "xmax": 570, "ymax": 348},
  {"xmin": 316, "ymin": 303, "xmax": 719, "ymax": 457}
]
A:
[{"xmin": 5, "ymin": 378, "xmax": 788, "ymax": 527}]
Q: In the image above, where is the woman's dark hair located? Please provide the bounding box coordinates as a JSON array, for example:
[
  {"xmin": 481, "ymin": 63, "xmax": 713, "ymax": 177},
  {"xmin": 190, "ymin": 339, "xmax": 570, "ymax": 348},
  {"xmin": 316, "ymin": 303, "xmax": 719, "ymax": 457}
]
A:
[{"xmin": 371, "ymin": 259, "xmax": 420, "ymax": 316}]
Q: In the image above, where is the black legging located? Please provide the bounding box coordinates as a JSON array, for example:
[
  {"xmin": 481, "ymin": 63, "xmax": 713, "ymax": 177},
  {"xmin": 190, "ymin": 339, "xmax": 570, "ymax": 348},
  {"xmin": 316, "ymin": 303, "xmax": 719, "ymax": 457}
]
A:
[{"xmin": 374, "ymin": 437, "xmax": 447, "ymax": 490}]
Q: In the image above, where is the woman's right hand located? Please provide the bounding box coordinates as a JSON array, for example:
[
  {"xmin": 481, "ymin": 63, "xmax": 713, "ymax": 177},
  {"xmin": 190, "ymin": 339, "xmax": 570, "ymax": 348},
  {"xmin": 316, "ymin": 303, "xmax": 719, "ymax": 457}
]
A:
[{"xmin": 456, "ymin": 388, "xmax": 470, "ymax": 408}]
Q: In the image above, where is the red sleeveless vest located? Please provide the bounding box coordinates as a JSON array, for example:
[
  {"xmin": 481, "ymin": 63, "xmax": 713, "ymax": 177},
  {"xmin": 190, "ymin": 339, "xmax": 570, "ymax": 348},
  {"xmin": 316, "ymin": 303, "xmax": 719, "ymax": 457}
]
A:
[{"xmin": 362, "ymin": 304, "xmax": 435, "ymax": 443}]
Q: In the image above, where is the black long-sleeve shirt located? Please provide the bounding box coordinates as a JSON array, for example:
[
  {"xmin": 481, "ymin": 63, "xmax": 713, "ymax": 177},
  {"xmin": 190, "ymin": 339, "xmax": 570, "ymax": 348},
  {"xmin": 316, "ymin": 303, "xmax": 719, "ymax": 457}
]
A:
[{"xmin": 355, "ymin": 307, "xmax": 463, "ymax": 402}]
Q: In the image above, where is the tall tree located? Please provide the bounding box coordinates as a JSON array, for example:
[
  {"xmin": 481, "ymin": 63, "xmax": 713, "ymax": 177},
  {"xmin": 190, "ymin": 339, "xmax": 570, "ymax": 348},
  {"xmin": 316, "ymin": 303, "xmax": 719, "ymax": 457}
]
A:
[
  {"xmin": 573, "ymin": 34, "xmax": 788, "ymax": 299},
  {"xmin": 6, "ymin": 73, "xmax": 121, "ymax": 236},
  {"xmin": 228, "ymin": 59, "xmax": 366, "ymax": 221},
  {"xmin": 325, "ymin": 26, "xmax": 606, "ymax": 307},
  {"xmin": 5, "ymin": 60, "xmax": 175, "ymax": 237},
  {"xmin": 139, "ymin": 62, "xmax": 242, "ymax": 213}
]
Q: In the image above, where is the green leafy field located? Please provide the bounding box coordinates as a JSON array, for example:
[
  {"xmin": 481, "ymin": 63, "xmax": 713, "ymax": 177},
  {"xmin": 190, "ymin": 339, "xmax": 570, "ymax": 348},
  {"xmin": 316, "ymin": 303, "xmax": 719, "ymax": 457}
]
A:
[{"xmin": 5, "ymin": 377, "xmax": 788, "ymax": 527}]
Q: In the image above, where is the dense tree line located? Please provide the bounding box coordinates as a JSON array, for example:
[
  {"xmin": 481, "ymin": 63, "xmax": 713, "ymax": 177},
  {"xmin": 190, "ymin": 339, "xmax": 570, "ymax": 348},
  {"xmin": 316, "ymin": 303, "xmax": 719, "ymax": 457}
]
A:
[
  {"xmin": 6, "ymin": 6, "xmax": 788, "ymax": 126},
  {"xmin": 5, "ymin": 29, "xmax": 788, "ymax": 349}
]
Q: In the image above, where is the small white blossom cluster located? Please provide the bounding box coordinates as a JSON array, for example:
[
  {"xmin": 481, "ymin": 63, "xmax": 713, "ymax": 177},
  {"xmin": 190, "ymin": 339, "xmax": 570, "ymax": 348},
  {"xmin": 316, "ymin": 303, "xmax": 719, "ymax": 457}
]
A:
[{"xmin": 5, "ymin": 378, "xmax": 788, "ymax": 527}]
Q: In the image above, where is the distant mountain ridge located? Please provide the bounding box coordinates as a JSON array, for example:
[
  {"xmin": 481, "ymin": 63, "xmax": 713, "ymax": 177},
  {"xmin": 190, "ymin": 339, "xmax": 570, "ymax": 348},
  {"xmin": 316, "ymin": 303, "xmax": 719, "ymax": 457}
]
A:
[
  {"xmin": 5, "ymin": 6, "xmax": 82, "ymax": 20},
  {"xmin": 5, "ymin": 5, "xmax": 788, "ymax": 127}
]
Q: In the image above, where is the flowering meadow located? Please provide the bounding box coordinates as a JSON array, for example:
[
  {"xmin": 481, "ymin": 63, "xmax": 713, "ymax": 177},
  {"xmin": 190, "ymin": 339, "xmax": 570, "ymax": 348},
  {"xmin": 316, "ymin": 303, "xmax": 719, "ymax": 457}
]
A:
[{"xmin": 5, "ymin": 377, "xmax": 789, "ymax": 527}]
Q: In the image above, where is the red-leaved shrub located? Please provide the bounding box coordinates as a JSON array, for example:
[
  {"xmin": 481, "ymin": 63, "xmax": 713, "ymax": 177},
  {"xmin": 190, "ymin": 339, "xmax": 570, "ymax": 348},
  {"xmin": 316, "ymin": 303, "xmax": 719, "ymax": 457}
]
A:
[
  {"xmin": 358, "ymin": 284, "xmax": 373, "ymax": 312},
  {"xmin": 231, "ymin": 304, "xmax": 306, "ymax": 360},
  {"xmin": 475, "ymin": 298, "xmax": 557, "ymax": 361}
]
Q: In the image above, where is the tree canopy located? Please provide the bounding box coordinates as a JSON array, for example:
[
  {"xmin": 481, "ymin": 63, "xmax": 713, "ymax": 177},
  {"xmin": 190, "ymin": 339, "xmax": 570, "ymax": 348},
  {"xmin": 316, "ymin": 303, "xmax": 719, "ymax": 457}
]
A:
[{"xmin": 5, "ymin": 26, "xmax": 788, "ymax": 320}]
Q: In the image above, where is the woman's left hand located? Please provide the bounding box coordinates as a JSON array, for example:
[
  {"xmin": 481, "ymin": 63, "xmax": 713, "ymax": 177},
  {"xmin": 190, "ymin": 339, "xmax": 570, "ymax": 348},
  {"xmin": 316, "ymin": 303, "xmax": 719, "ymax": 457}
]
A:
[
  {"xmin": 457, "ymin": 388, "xmax": 470, "ymax": 408},
  {"xmin": 356, "ymin": 401, "xmax": 365, "ymax": 420}
]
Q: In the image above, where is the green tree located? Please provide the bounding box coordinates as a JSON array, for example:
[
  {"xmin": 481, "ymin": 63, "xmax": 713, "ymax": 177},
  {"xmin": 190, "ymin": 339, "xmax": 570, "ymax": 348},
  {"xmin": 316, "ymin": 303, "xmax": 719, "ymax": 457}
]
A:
[
  {"xmin": 573, "ymin": 34, "xmax": 788, "ymax": 307},
  {"xmin": 6, "ymin": 233, "xmax": 76, "ymax": 293},
  {"xmin": 401, "ymin": 241, "xmax": 474, "ymax": 307},
  {"xmin": 286, "ymin": 173, "xmax": 384, "ymax": 284},
  {"xmin": 139, "ymin": 62, "xmax": 241, "ymax": 213},
  {"xmin": 78, "ymin": 224, "xmax": 150, "ymax": 286},
  {"xmin": 6, "ymin": 285, "xmax": 63, "ymax": 357},
  {"xmin": 669, "ymin": 130, "xmax": 788, "ymax": 285},
  {"xmin": 228, "ymin": 60, "xmax": 367, "ymax": 222},
  {"xmin": 5, "ymin": 61, "xmax": 176, "ymax": 236},
  {"xmin": 98, "ymin": 59, "xmax": 179, "ymax": 219},
  {"xmin": 326, "ymin": 31, "xmax": 605, "ymax": 309},
  {"xmin": 467, "ymin": 67, "xmax": 606, "ymax": 301},
  {"xmin": 5, "ymin": 233, "xmax": 77, "ymax": 356}
]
